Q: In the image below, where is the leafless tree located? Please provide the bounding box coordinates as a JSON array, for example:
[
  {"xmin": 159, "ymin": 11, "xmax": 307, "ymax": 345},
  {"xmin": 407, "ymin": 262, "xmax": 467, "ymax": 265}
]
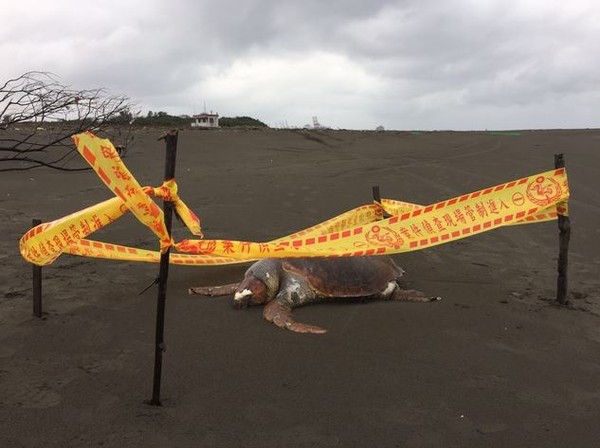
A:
[{"xmin": 0, "ymin": 71, "xmax": 136, "ymax": 172}]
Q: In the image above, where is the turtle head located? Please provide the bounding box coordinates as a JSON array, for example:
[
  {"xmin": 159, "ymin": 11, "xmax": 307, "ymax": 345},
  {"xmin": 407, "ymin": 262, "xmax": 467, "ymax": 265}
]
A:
[
  {"xmin": 232, "ymin": 276, "xmax": 268, "ymax": 309},
  {"xmin": 232, "ymin": 259, "xmax": 281, "ymax": 309}
]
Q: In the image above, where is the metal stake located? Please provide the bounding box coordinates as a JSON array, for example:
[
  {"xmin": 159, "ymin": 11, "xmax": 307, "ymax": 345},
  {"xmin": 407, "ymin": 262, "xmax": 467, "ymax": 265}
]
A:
[
  {"xmin": 32, "ymin": 218, "xmax": 43, "ymax": 317},
  {"xmin": 149, "ymin": 130, "xmax": 179, "ymax": 406},
  {"xmin": 372, "ymin": 185, "xmax": 390, "ymax": 219},
  {"xmin": 554, "ymin": 154, "xmax": 571, "ymax": 305}
]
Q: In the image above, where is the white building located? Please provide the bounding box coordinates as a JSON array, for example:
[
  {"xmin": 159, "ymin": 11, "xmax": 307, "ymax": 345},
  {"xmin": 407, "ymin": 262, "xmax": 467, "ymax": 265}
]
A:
[{"xmin": 191, "ymin": 112, "xmax": 219, "ymax": 128}]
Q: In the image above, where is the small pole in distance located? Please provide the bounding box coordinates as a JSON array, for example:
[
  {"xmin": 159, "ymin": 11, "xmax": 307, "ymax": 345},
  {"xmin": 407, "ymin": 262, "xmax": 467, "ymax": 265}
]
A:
[
  {"xmin": 372, "ymin": 185, "xmax": 390, "ymax": 219},
  {"xmin": 32, "ymin": 218, "xmax": 43, "ymax": 318}
]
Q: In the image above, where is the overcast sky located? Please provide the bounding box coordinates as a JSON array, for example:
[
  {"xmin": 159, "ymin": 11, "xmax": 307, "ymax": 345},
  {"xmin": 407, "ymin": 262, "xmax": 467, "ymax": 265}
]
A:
[{"xmin": 1, "ymin": 0, "xmax": 599, "ymax": 130}]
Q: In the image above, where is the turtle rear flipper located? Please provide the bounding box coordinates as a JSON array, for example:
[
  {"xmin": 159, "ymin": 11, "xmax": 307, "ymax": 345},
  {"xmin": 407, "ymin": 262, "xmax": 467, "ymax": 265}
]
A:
[
  {"xmin": 263, "ymin": 300, "xmax": 327, "ymax": 334},
  {"xmin": 389, "ymin": 286, "xmax": 442, "ymax": 302}
]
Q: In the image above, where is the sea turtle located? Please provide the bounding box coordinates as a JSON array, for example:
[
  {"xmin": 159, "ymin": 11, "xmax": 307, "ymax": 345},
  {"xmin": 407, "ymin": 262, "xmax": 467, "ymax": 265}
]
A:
[{"xmin": 189, "ymin": 256, "xmax": 441, "ymax": 334}]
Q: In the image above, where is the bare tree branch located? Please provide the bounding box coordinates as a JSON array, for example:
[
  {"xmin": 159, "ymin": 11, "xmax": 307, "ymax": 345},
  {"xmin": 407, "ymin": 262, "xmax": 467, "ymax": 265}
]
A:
[{"xmin": 0, "ymin": 71, "xmax": 136, "ymax": 172}]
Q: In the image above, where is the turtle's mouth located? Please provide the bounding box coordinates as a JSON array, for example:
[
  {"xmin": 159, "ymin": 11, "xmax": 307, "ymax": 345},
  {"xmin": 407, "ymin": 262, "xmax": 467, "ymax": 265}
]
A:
[{"xmin": 233, "ymin": 289, "xmax": 252, "ymax": 309}]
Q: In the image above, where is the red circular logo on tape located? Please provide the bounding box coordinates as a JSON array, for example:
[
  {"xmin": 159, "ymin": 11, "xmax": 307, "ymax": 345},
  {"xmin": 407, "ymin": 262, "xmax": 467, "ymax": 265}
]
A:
[
  {"xmin": 526, "ymin": 176, "xmax": 562, "ymax": 206},
  {"xmin": 365, "ymin": 225, "xmax": 404, "ymax": 249}
]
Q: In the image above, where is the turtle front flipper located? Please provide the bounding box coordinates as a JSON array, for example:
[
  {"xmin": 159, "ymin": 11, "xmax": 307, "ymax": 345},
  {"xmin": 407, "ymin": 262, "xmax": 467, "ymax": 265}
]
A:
[
  {"xmin": 263, "ymin": 300, "xmax": 327, "ymax": 334},
  {"xmin": 188, "ymin": 283, "xmax": 240, "ymax": 297}
]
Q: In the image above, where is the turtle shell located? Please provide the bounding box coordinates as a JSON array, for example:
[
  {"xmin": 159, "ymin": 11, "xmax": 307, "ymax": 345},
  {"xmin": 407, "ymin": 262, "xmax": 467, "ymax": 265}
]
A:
[{"xmin": 281, "ymin": 256, "xmax": 403, "ymax": 298}]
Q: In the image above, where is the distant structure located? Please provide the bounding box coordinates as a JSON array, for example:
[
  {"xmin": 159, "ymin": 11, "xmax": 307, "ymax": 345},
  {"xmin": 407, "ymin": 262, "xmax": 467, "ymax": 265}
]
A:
[
  {"xmin": 191, "ymin": 111, "xmax": 219, "ymax": 128},
  {"xmin": 304, "ymin": 116, "xmax": 328, "ymax": 130},
  {"xmin": 376, "ymin": 125, "xmax": 385, "ymax": 131}
]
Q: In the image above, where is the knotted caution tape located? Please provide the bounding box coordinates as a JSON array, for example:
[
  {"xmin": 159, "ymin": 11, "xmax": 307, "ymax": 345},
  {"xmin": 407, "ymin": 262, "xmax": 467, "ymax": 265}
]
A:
[{"xmin": 19, "ymin": 132, "xmax": 569, "ymax": 267}]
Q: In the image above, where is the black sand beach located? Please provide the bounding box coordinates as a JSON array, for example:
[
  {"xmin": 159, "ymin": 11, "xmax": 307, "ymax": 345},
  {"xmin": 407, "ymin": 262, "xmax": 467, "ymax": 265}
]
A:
[{"xmin": 1, "ymin": 128, "xmax": 600, "ymax": 447}]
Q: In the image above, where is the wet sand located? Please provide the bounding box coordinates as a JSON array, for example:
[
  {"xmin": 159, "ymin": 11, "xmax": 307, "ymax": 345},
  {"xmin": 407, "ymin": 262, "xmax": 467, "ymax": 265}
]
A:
[{"xmin": 1, "ymin": 128, "xmax": 600, "ymax": 447}]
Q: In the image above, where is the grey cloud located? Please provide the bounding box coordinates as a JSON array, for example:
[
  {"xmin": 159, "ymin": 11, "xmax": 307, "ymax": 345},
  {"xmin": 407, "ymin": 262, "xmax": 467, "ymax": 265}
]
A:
[{"xmin": 1, "ymin": 0, "xmax": 599, "ymax": 129}]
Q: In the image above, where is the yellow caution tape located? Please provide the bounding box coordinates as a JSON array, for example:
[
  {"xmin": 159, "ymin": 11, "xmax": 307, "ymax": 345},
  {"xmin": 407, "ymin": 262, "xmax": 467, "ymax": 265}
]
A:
[
  {"xmin": 72, "ymin": 132, "xmax": 172, "ymax": 251},
  {"xmin": 174, "ymin": 169, "xmax": 569, "ymax": 260},
  {"xmin": 19, "ymin": 132, "xmax": 570, "ymax": 266}
]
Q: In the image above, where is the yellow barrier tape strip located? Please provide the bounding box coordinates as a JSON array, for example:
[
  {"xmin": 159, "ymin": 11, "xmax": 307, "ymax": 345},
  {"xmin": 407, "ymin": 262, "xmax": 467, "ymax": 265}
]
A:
[
  {"xmin": 380, "ymin": 197, "xmax": 561, "ymax": 225},
  {"xmin": 63, "ymin": 239, "xmax": 240, "ymax": 265},
  {"xmin": 18, "ymin": 179, "xmax": 204, "ymax": 266},
  {"xmin": 19, "ymin": 132, "xmax": 569, "ymax": 266},
  {"xmin": 380, "ymin": 198, "xmax": 423, "ymax": 216},
  {"xmin": 19, "ymin": 197, "xmax": 127, "ymax": 266},
  {"xmin": 275, "ymin": 204, "xmax": 381, "ymax": 241},
  {"xmin": 174, "ymin": 168, "xmax": 569, "ymax": 260},
  {"xmin": 145, "ymin": 180, "xmax": 204, "ymax": 237},
  {"xmin": 73, "ymin": 132, "xmax": 173, "ymax": 251}
]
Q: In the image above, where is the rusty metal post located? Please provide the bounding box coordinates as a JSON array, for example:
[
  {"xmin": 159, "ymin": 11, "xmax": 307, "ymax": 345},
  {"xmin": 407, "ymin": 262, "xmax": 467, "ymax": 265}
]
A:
[
  {"xmin": 32, "ymin": 218, "xmax": 43, "ymax": 317},
  {"xmin": 554, "ymin": 154, "xmax": 570, "ymax": 305},
  {"xmin": 149, "ymin": 130, "xmax": 179, "ymax": 406}
]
